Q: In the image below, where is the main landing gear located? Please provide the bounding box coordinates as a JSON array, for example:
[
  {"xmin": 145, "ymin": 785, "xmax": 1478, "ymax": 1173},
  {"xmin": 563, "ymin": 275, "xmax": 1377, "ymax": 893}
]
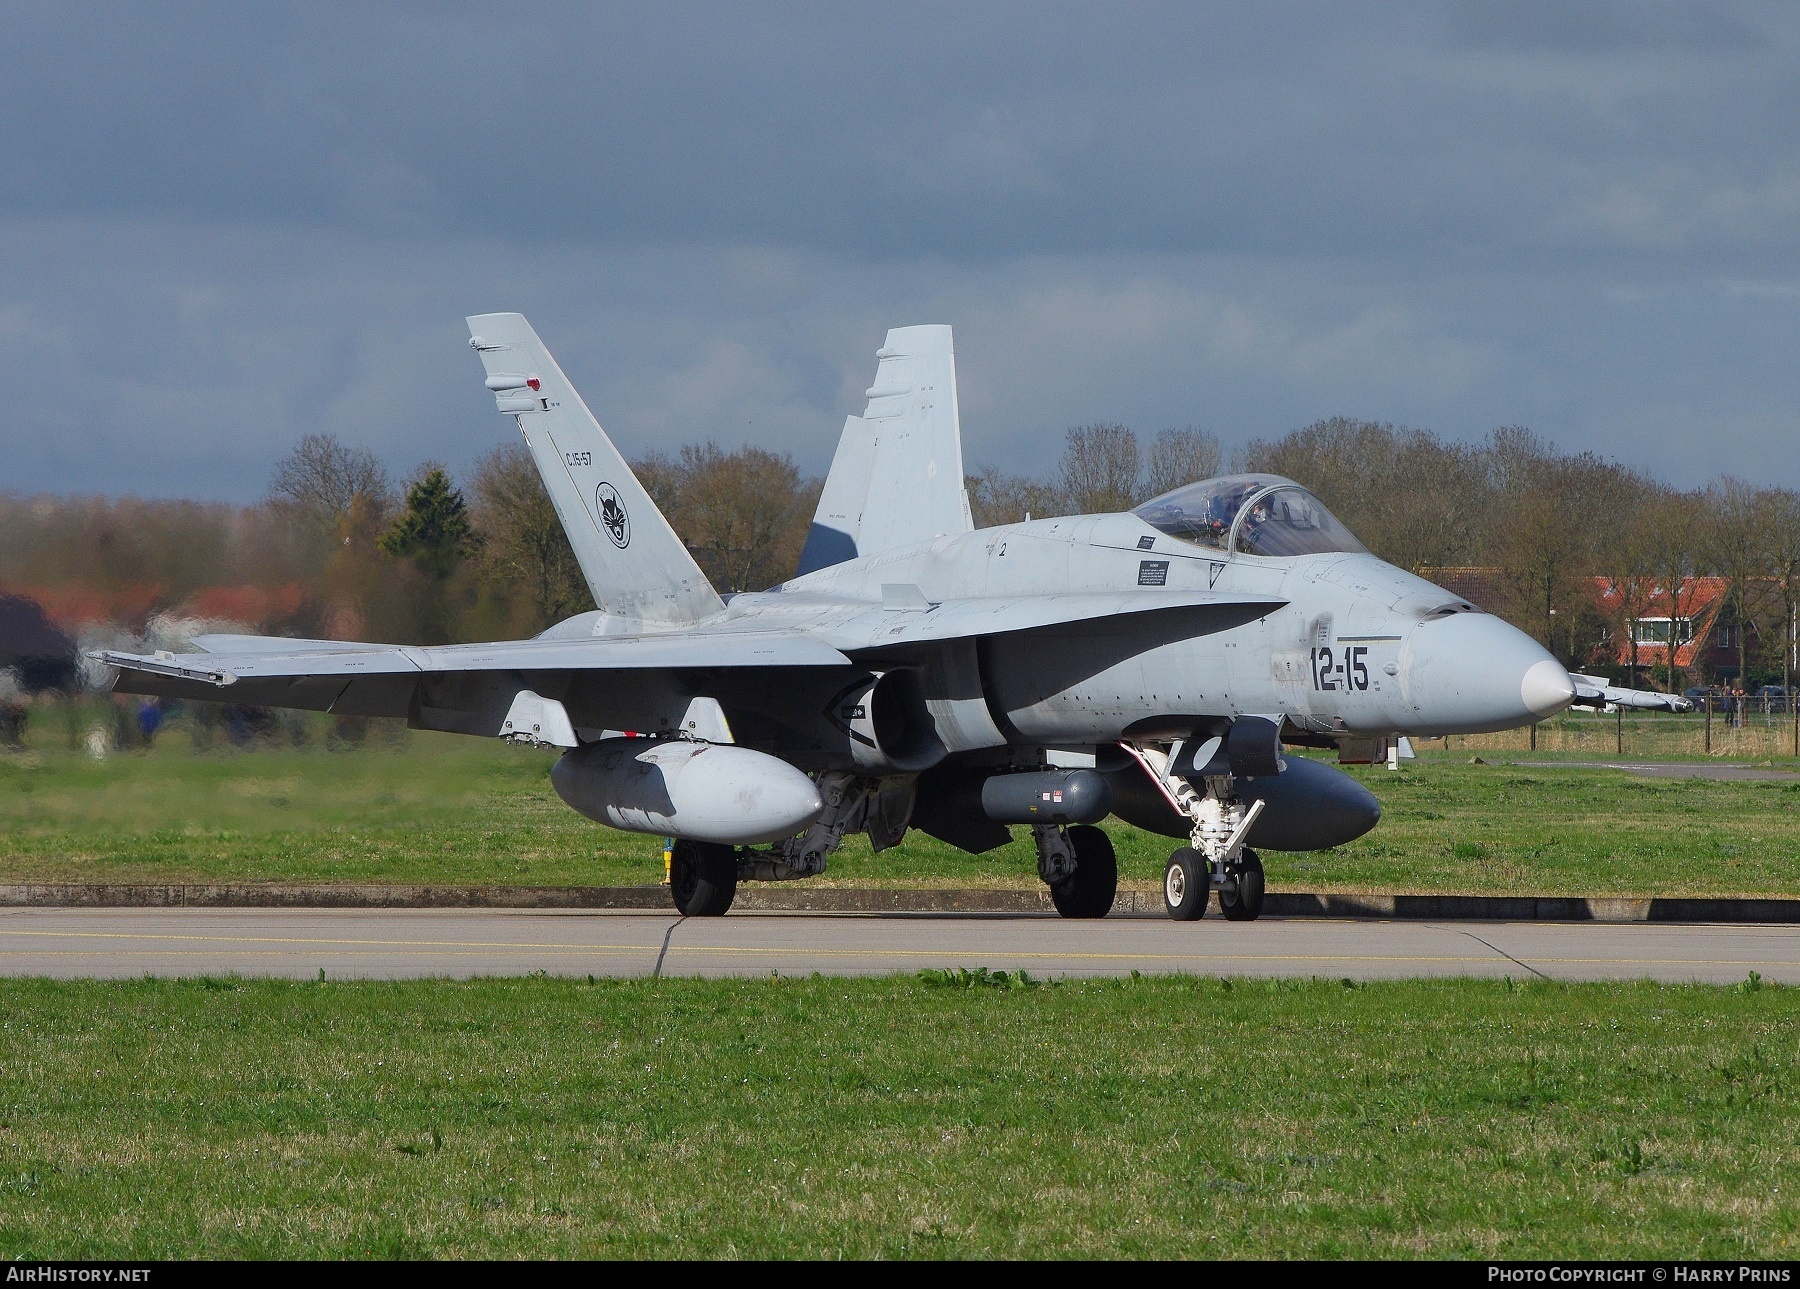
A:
[
  {"xmin": 1124, "ymin": 740, "xmax": 1270, "ymax": 923},
  {"xmin": 669, "ymin": 839, "xmax": 738, "ymax": 917},
  {"xmin": 668, "ymin": 773, "xmax": 892, "ymax": 917},
  {"xmin": 1035, "ymin": 823, "xmax": 1118, "ymax": 919}
]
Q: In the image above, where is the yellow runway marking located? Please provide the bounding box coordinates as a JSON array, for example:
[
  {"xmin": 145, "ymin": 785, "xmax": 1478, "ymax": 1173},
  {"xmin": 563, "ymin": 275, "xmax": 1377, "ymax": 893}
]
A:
[
  {"xmin": 0, "ymin": 929, "xmax": 667, "ymax": 950},
  {"xmin": 0, "ymin": 941, "xmax": 1793, "ymax": 968},
  {"xmin": 0, "ymin": 928, "xmax": 1532, "ymax": 965},
  {"xmin": 2, "ymin": 926, "xmax": 1795, "ymax": 972},
  {"xmin": 0, "ymin": 950, "xmax": 650, "ymax": 958},
  {"xmin": 0, "ymin": 944, "xmax": 1489, "ymax": 964}
]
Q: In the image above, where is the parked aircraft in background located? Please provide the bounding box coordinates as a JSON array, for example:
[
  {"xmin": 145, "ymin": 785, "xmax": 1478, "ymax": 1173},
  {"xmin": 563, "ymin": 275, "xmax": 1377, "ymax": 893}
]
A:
[{"xmin": 98, "ymin": 316, "xmax": 1682, "ymax": 920}]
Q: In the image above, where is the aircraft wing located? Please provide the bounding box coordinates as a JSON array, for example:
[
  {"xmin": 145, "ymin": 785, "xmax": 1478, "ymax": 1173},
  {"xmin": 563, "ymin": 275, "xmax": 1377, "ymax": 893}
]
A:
[
  {"xmin": 1567, "ymin": 673, "xmax": 1693, "ymax": 712},
  {"xmin": 96, "ymin": 631, "xmax": 852, "ymax": 689},
  {"xmin": 187, "ymin": 634, "xmax": 376, "ymax": 654},
  {"xmin": 96, "ymin": 595, "xmax": 1276, "ymax": 738},
  {"xmin": 105, "ymin": 591, "xmax": 1273, "ymax": 685},
  {"xmin": 814, "ymin": 590, "xmax": 1285, "ymax": 654}
]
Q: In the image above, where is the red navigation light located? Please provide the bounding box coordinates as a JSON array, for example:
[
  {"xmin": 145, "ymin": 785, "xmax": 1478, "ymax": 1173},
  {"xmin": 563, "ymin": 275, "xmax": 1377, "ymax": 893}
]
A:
[{"xmin": 527, "ymin": 376, "xmax": 541, "ymax": 390}]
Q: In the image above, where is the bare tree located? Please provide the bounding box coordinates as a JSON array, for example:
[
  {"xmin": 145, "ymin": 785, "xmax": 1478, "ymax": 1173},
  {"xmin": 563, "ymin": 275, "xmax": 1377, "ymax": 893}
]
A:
[
  {"xmin": 1641, "ymin": 490, "xmax": 1709, "ymax": 695},
  {"xmin": 1598, "ymin": 495, "xmax": 1672, "ymax": 687},
  {"xmin": 316, "ymin": 489, "xmax": 425, "ymax": 643},
  {"xmin": 1762, "ymin": 488, "xmax": 1800, "ymax": 696},
  {"xmin": 1389, "ymin": 432, "xmax": 1490, "ymax": 572},
  {"xmin": 1245, "ymin": 418, "xmax": 1486, "ymax": 571},
  {"xmin": 965, "ymin": 464, "xmax": 1066, "ymax": 528},
  {"xmin": 0, "ymin": 494, "xmax": 235, "ymax": 599},
  {"xmin": 1705, "ymin": 477, "xmax": 1773, "ymax": 687},
  {"xmin": 1060, "ymin": 423, "xmax": 1140, "ymax": 514},
  {"xmin": 469, "ymin": 444, "xmax": 591, "ymax": 632},
  {"xmin": 268, "ymin": 433, "xmax": 393, "ymax": 533},
  {"xmin": 1143, "ymin": 427, "xmax": 1222, "ymax": 499},
  {"xmin": 1484, "ymin": 428, "xmax": 1648, "ymax": 666},
  {"xmin": 632, "ymin": 452, "xmax": 684, "ymax": 524},
  {"xmin": 637, "ymin": 444, "xmax": 816, "ymax": 593}
]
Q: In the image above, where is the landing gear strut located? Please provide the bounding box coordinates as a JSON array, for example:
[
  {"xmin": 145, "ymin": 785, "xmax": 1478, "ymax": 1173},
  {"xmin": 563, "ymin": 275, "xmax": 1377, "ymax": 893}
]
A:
[
  {"xmin": 1035, "ymin": 823, "xmax": 1117, "ymax": 919},
  {"xmin": 1125, "ymin": 740, "xmax": 1270, "ymax": 923},
  {"xmin": 669, "ymin": 774, "xmax": 897, "ymax": 916},
  {"xmin": 1217, "ymin": 849, "xmax": 1265, "ymax": 921}
]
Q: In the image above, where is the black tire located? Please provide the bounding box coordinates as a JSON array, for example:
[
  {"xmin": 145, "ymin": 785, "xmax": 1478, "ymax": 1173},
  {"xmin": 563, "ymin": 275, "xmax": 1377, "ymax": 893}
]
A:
[
  {"xmin": 1164, "ymin": 847, "xmax": 1210, "ymax": 921},
  {"xmin": 670, "ymin": 839, "xmax": 738, "ymax": 916},
  {"xmin": 1218, "ymin": 849, "xmax": 1265, "ymax": 922},
  {"xmin": 1050, "ymin": 825, "xmax": 1117, "ymax": 919}
]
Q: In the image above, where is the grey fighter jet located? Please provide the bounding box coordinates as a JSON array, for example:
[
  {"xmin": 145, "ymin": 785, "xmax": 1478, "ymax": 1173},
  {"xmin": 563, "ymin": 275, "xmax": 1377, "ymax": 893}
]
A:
[{"xmin": 98, "ymin": 315, "xmax": 1682, "ymax": 921}]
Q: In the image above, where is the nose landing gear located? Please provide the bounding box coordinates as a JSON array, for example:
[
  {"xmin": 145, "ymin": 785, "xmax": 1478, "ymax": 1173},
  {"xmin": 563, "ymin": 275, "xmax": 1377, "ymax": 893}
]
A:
[
  {"xmin": 1162, "ymin": 842, "xmax": 1267, "ymax": 922},
  {"xmin": 1217, "ymin": 849, "xmax": 1265, "ymax": 921},
  {"xmin": 1163, "ymin": 846, "xmax": 1209, "ymax": 920},
  {"xmin": 1126, "ymin": 739, "xmax": 1270, "ymax": 923}
]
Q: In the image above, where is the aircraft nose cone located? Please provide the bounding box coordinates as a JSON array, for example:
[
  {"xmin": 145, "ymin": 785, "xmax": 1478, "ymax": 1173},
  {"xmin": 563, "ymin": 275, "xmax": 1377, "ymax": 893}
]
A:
[
  {"xmin": 1521, "ymin": 658, "xmax": 1577, "ymax": 719},
  {"xmin": 1401, "ymin": 613, "xmax": 1575, "ymax": 733}
]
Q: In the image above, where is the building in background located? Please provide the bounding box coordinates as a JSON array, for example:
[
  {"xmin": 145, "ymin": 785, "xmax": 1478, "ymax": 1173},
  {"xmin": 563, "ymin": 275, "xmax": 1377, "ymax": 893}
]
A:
[
  {"xmin": 1586, "ymin": 576, "xmax": 1745, "ymax": 684},
  {"xmin": 1421, "ymin": 569, "xmax": 1754, "ymax": 689}
]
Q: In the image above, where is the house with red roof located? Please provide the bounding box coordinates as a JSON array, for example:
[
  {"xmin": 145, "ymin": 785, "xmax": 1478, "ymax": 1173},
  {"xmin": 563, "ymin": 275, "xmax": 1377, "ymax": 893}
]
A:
[{"xmin": 1586, "ymin": 575, "xmax": 1744, "ymax": 680}]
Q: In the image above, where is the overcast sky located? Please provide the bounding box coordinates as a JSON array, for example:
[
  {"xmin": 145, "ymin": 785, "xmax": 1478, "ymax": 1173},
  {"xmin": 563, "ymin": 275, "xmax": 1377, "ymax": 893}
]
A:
[{"xmin": 3, "ymin": 1, "xmax": 1798, "ymax": 501}]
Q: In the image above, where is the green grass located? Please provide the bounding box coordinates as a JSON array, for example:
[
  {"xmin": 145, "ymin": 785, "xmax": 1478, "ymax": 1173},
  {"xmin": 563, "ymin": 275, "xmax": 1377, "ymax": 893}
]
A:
[
  {"xmin": 0, "ymin": 729, "xmax": 608, "ymax": 887},
  {"xmin": 3, "ymin": 717, "xmax": 1800, "ymax": 895},
  {"xmin": 1274, "ymin": 753, "xmax": 1800, "ymax": 898},
  {"xmin": 1454, "ymin": 708, "xmax": 1800, "ymax": 761},
  {"xmin": 0, "ymin": 974, "xmax": 1795, "ymax": 1258}
]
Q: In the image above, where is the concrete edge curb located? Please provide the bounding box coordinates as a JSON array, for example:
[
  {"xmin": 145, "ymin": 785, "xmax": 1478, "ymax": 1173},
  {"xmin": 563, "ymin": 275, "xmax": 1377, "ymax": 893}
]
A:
[{"xmin": 1, "ymin": 884, "xmax": 1798, "ymax": 923}]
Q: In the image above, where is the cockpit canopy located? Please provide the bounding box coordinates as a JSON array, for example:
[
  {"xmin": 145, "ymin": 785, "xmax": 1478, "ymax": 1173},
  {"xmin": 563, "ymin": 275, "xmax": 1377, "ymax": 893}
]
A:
[{"xmin": 1132, "ymin": 474, "xmax": 1369, "ymax": 558}]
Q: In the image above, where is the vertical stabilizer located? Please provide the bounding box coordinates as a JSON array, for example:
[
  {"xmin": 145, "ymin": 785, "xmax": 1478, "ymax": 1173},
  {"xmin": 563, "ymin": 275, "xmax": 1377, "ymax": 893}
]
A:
[
  {"xmin": 465, "ymin": 313, "xmax": 725, "ymax": 627},
  {"xmin": 795, "ymin": 324, "xmax": 973, "ymax": 576}
]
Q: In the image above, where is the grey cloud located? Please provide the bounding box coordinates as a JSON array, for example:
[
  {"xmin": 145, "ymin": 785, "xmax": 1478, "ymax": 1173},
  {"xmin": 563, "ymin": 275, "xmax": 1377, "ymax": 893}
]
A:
[
  {"xmin": 1444, "ymin": 1, "xmax": 1764, "ymax": 54},
  {"xmin": 5, "ymin": 3, "xmax": 1798, "ymax": 266},
  {"xmin": 5, "ymin": 219, "xmax": 1797, "ymax": 502},
  {"xmin": 2, "ymin": 3, "xmax": 1798, "ymax": 503}
]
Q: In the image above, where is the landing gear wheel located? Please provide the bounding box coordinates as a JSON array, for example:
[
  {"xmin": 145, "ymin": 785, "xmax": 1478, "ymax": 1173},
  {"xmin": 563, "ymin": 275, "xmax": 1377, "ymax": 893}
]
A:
[
  {"xmin": 1164, "ymin": 848, "xmax": 1210, "ymax": 921},
  {"xmin": 1218, "ymin": 849, "xmax": 1265, "ymax": 922},
  {"xmin": 1049, "ymin": 825, "xmax": 1117, "ymax": 919},
  {"xmin": 669, "ymin": 839, "xmax": 738, "ymax": 917}
]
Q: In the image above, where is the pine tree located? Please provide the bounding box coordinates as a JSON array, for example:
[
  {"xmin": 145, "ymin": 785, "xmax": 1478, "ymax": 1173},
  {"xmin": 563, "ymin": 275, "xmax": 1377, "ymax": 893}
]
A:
[{"xmin": 380, "ymin": 467, "xmax": 473, "ymax": 581}]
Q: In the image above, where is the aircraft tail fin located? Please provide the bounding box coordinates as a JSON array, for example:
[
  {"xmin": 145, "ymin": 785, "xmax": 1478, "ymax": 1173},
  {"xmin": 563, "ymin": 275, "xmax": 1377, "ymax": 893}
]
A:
[
  {"xmin": 795, "ymin": 324, "xmax": 973, "ymax": 576},
  {"xmin": 465, "ymin": 313, "xmax": 725, "ymax": 627}
]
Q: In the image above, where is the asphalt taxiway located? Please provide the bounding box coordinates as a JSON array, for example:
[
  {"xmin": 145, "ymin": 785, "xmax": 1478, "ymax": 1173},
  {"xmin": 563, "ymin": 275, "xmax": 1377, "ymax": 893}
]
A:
[
  {"xmin": 0, "ymin": 906, "xmax": 1795, "ymax": 983},
  {"xmin": 1532, "ymin": 760, "xmax": 1800, "ymax": 782}
]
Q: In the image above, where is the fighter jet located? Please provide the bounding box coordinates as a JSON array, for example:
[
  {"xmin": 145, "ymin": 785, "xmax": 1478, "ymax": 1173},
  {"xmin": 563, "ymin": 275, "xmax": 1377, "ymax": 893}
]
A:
[{"xmin": 97, "ymin": 315, "xmax": 1682, "ymax": 921}]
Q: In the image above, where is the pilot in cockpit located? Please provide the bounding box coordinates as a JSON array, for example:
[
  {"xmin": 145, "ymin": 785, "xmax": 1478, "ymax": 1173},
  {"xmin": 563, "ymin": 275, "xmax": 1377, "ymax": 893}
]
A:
[{"xmin": 1135, "ymin": 474, "xmax": 1367, "ymax": 558}]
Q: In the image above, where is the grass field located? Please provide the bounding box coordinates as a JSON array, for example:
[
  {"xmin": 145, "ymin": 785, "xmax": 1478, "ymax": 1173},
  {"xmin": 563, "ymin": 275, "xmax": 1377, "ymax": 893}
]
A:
[
  {"xmin": 4, "ymin": 722, "xmax": 1800, "ymax": 897},
  {"xmin": 0, "ymin": 974, "xmax": 1793, "ymax": 1258},
  {"xmin": 1455, "ymin": 707, "xmax": 1800, "ymax": 761}
]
